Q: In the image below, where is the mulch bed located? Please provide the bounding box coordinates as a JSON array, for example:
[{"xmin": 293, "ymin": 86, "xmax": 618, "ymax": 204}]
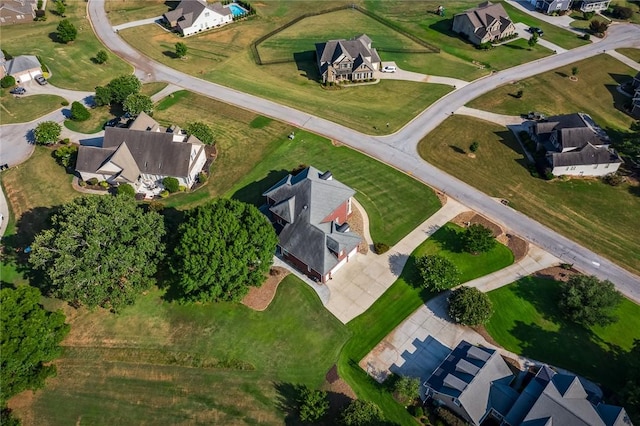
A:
[
  {"xmin": 348, "ymin": 204, "xmax": 369, "ymax": 254},
  {"xmin": 241, "ymin": 267, "xmax": 289, "ymax": 311},
  {"xmin": 321, "ymin": 365, "xmax": 357, "ymax": 418},
  {"xmin": 533, "ymin": 265, "xmax": 580, "ymax": 282}
]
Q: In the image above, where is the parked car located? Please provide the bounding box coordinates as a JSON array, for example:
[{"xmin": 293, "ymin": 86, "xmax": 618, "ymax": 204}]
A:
[
  {"xmin": 528, "ymin": 27, "xmax": 544, "ymax": 37},
  {"xmin": 35, "ymin": 75, "xmax": 48, "ymax": 85},
  {"xmin": 382, "ymin": 65, "xmax": 397, "ymax": 73},
  {"xmin": 10, "ymin": 86, "xmax": 26, "ymax": 95}
]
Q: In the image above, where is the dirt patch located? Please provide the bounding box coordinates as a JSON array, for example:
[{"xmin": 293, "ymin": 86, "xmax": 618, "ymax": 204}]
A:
[
  {"xmin": 467, "ymin": 153, "xmax": 476, "ymax": 159},
  {"xmin": 435, "ymin": 191, "xmax": 448, "ymax": 206},
  {"xmin": 348, "ymin": 204, "xmax": 369, "ymax": 254},
  {"xmin": 534, "ymin": 266, "xmax": 580, "ymax": 282},
  {"xmin": 452, "ymin": 212, "xmax": 528, "ymax": 261},
  {"xmin": 241, "ymin": 267, "xmax": 290, "ymax": 311}
]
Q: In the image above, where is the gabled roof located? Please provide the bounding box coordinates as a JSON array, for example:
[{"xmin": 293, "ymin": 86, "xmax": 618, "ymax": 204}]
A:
[
  {"xmin": 0, "ymin": 0, "xmax": 35, "ymax": 23},
  {"xmin": 263, "ymin": 166, "xmax": 361, "ymax": 275},
  {"xmin": 315, "ymin": 34, "xmax": 381, "ymax": 75},
  {"xmin": 534, "ymin": 113, "xmax": 610, "ymax": 150},
  {"xmin": 164, "ymin": 0, "xmax": 230, "ymax": 30},
  {"xmin": 549, "ymin": 143, "xmax": 622, "ymax": 168},
  {"xmin": 4, "ymin": 55, "xmax": 40, "ymax": 75},
  {"xmin": 129, "ymin": 111, "xmax": 162, "ymax": 132},
  {"xmin": 457, "ymin": 1, "xmax": 512, "ymax": 31},
  {"xmin": 425, "ymin": 340, "xmax": 515, "ymax": 425}
]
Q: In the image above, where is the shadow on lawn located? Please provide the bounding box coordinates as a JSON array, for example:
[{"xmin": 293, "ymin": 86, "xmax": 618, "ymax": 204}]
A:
[
  {"xmin": 231, "ymin": 169, "xmax": 289, "ymax": 206},
  {"xmin": 293, "ymin": 52, "xmax": 319, "ymax": 82}
]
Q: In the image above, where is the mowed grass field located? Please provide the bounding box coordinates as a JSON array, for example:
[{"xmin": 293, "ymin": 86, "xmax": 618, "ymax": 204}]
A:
[
  {"xmin": 485, "ymin": 276, "xmax": 640, "ymax": 391},
  {"xmin": 467, "ymin": 55, "xmax": 637, "ymax": 133},
  {"xmin": 417, "ymin": 116, "xmax": 640, "ymax": 275},
  {"xmin": 617, "ymin": 48, "xmax": 640, "ymax": 63},
  {"xmin": 10, "ymin": 277, "xmax": 351, "ymax": 425},
  {"xmin": 0, "ymin": 92, "xmax": 65, "ymax": 124},
  {"xmin": 0, "ymin": 1, "xmax": 131, "ymax": 90}
]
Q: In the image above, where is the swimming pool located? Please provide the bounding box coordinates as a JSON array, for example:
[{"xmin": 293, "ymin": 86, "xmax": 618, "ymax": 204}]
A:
[{"xmin": 228, "ymin": 3, "xmax": 247, "ymax": 17}]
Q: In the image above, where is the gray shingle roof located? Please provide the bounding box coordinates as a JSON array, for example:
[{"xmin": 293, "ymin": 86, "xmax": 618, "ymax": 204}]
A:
[
  {"xmin": 315, "ymin": 34, "xmax": 380, "ymax": 76},
  {"xmin": 263, "ymin": 166, "xmax": 361, "ymax": 276},
  {"xmin": 5, "ymin": 55, "xmax": 40, "ymax": 76},
  {"xmin": 533, "ymin": 113, "xmax": 610, "ymax": 151},
  {"xmin": 550, "ymin": 143, "xmax": 622, "ymax": 168},
  {"xmin": 164, "ymin": 0, "xmax": 231, "ymax": 30},
  {"xmin": 456, "ymin": 1, "xmax": 513, "ymax": 39}
]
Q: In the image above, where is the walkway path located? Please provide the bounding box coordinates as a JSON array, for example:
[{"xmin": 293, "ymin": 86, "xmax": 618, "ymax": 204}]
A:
[
  {"xmin": 455, "ymin": 106, "xmax": 526, "ymax": 126},
  {"xmin": 150, "ymin": 83, "xmax": 183, "ymax": 103},
  {"xmin": 112, "ymin": 16, "xmax": 163, "ymax": 32},
  {"xmin": 607, "ymin": 49, "xmax": 640, "ymax": 71},
  {"xmin": 325, "ymin": 199, "xmax": 468, "ymax": 324}
]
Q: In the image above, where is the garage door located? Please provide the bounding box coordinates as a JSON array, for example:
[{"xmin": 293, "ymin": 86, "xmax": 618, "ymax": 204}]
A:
[{"xmin": 17, "ymin": 72, "xmax": 32, "ymax": 82}]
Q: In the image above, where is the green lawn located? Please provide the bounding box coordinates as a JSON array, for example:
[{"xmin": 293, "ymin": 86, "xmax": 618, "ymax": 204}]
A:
[
  {"xmin": 486, "ymin": 276, "xmax": 640, "ymax": 391},
  {"xmin": 607, "ymin": 1, "xmax": 640, "ymax": 24},
  {"xmin": 13, "ymin": 277, "xmax": 351, "ymax": 425},
  {"xmin": 64, "ymin": 104, "xmax": 120, "ymax": 134},
  {"xmin": 569, "ymin": 11, "xmax": 610, "ymax": 30},
  {"xmin": 617, "ymin": 48, "xmax": 640, "ymax": 63},
  {"xmin": 0, "ymin": 93, "xmax": 65, "ymax": 124},
  {"xmin": 0, "ymin": 1, "xmax": 132, "ymax": 90},
  {"xmin": 467, "ymin": 54, "xmax": 637, "ymax": 133},
  {"xmin": 104, "ymin": 0, "xmax": 169, "ymax": 26},
  {"xmin": 417, "ymin": 116, "xmax": 640, "ymax": 276}
]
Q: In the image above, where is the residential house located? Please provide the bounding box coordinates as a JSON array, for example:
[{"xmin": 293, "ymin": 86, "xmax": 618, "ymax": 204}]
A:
[
  {"xmin": 423, "ymin": 341, "xmax": 518, "ymax": 425},
  {"xmin": 315, "ymin": 34, "xmax": 382, "ymax": 84},
  {"xmin": 452, "ymin": 1, "xmax": 516, "ymax": 46},
  {"xmin": 528, "ymin": 0, "xmax": 574, "ymax": 14},
  {"xmin": 2, "ymin": 54, "xmax": 41, "ymax": 83},
  {"xmin": 76, "ymin": 112, "xmax": 207, "ymax": 195},
  {"xmin": 578, "ymin": 0, "xmax": 612, "ymax": 12},
  {"xmin": 0, "ymin": 0, "xmax": 36, "ymax": 25},
  {"xmin": 503, "ymin": 365, "xmax": 633, "ymax": 426},
  {"xmin": 529, "ymin": 113, "xmax": 622, "ymax": 176},
  {"xmin": 262, "ymin": 166, "xmax": 361, "ymax": 283},
  {"xmin": 631, "ymin": 72, "xmax": 640, "ymax": 119},
  {"xmin": 163, "ymin": 0, "xmax": 233, "ymax": 37}
]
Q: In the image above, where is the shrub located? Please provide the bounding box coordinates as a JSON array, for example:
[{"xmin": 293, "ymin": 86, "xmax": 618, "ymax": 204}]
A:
[
  {"xmin": 178, "ymin": 185, "xmax": 187, "ymax": 192},
  {"xmin": 583, "ymin": 33, "xmax": 591, "ymax": 41},
  {"xmin": 162, "ymin": 177, "xmax": 180, "ymax": 193},
  {"xmin": 99, "ymin": 181, "xmax": 109, "ymax": 189},
  {"xmin": 559, "ymin": 275, "xmax": 622, "ymax": 327},
  {"xmin": 611, "ymin": 5, "xmax": 633, "ymax": 19},
  {"xmin": 560, "ymin": 262, "xmax": 574, "ymax": 270},
  {"xmin": 87, "ymin": 177, "xmax": 99, "ymax": 186},
  {"xmin": 34, "ymin": 121, "xmax": 62, "ymax": 145},
  {"xmin": 544, "ymin": 170, "xmax": 555, "ymax": 180},
  {"xmin": 1, "ymin": 75, "xmax": 16, "ymax": 88},
  {"xmin": 589, "ymin": 20, "xmax": 609, "ymax": 35},
  {"xmin": 197, "ymin": 172, "xmax": 208, "ymax": 183},
  {"xmin": 117, "ymin": 184, "xmax": 136, "ymax": 197},
  {"xmin": 602, "ymin": 173, "xmax": 624, "ymax": 186},
  {"xmin": 416, "ymin": 254, "xmax": 460, "ymax": 291},
  {"xmin": 159, "ymin": 190, "xmax": 169, "ymax": 198},
  {"xmin": 53, "ymin": 144, "xmax": 78, "ymax": 168},
  {"xmin": 95, "ymin": 50, "xmax": 108, "ymax": 64},
  {"xmin": 56, "ymin": 19, "xmax": 77, "ymax": 43},
  {"xmin": 392, "ymin": 376, "xmax": 420, "ymax": 405},
  {"xmin": 434, "ymin": 407, "xmax": 467, "ymax": 426},
  {"xmin": 78, "ymin": 180, "xmax": 86, "ymax": 187},
  {"xmin": 411, "ymin": 406, "xmax": 424, "ymax": 418},
  {"xmin": 469, "ymin": 141, "xmax": 479, "ymax": 153},
  {"xmin": 61, "ymin": 100, "xmax": 69, "ymax": 106},
  {"xmin": 71, "ymin": 101, "xmax": 90, "ymax": 121},
  {"xmin": 374, "ymin": 242, "xmax": 390, "ymax": 254},
  {"xmin": 515, "ymin": 89, "xmax": 524, "ymax": 99},
  {"xmin": 448, "ymin": 286, "xmax": 494, "ymax": 326},
  {"xmin": 462, "ymin": 224, "xmax": 496, "ymax": 254},
  {"xmin": 297, "ymin": 387, "xmax": 328, "ymax": 423},
  {"xmin": 62, "ymin": 138, "xmax": 70, "ymax": 145},
  {"xmin": 583, "ymin": 11, "xmax": 595, "ymax": 19}
]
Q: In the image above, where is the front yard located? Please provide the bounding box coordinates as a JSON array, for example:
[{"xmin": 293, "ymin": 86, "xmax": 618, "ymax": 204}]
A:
[{"xmin": 0, "ymin": 93, "xmax": 65, "ymax": 125}]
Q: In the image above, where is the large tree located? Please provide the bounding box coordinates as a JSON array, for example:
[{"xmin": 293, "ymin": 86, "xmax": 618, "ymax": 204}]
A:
[
  {"xmin": 297, "ymin": 387, "xmax": 329, "ymax": 423},
  {"xmin": 462, "ymin": 224, "xmax": 496, "ymax": 254},
  {"xmin": 558, "ymin": 275, "xmax": 622, "ymax": 327},
  {"xmin": 94, "ymin": 85, "xmax": 112, "ymax": 106},
  {"xmin": 186, "ymin": 121, "xmax": 215, "ymax": 145},
  {"xmin": 448, "ymin": 286, "xmax": 494, "ymax": 326},
  {"xmin": 175, "ymin": 42, "xmax": 188, "ymax": 58},
  {"xmin": 33, "ymin": 121, "xmax": 61, "ymax": 145},
  {"xmin": 416, "ymin": 254, "xmax": 460, "ymax": 291},
  {"xmin": 123, "ymin": 93, "xmax": 153, "ymax": 116},
  {"xmin": 1, "ymin": 286, "xmax": 69, "ymax": 406},
  {"xmin": 56, "ymin": 19, "xmax": 77, "ymax": 43},
  {"xmin": 172, "ymin": 199, "xmax": 278, "ymax": 303},
  {"xmin": 340, "ymin": 399, "xmax": 385, "ymax": 426},
  {"xmin": 106, "ymin": 74, "xmax": 141, "ymax": 104},
  {"xmin": 619, "ymin": 339, "xmax": 640, "ymax": 423},
  {"xmin": 29, "ymin": 195, "xmax": 165, "ymax": 311}
]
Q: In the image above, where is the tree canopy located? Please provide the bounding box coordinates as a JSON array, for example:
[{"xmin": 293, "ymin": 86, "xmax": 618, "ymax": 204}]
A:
[
  {"xmin": 558, "ymin": 275, "xmax": 622, "ymax": 327},
  {"xmin": 94, "ymin": 85, "xmax": 112, "ymax": 107},
  {"xmin": 34, "ymin": 121, "xmax": 61, "ymax": 145},
  {"xmin": 297, "ymin": 387, "xmax": 328, "ymax": 423},
  {"xmin": 416, "ymin": 254, "xmax": 460, "ymax": 291},
  {"xmin": 448, "ymin": 286, "xmax": 493, "ymax": 326},
  {"xmin": 29, "ymin": 195, "xmax": 165, "ymax": 311},
  {"xmin": 186, "ymin": 121, "xmax": 215, "ymax": 145},
  {"xmin": 340, "ymin": 399, "xmax": 385, "ymax": 426},
  {"xmin": 171, "ymin": 199, "xmax": 278, "ymax": 303},
  {"xmin": 175, "ymin": 42, "xmax": 188, "ymax": 58},
  {"xmin": 95, "ymin": 50, "xmax": 108, "ymax": 64},
  {"xmin": 56, "ymin": 19, "xmax": 77, "ymax": 43},
  {"xmin": 107, "ymin": 74, "xmax": 141, "ymax": 104},
  {"xmin": 462, "ymin": 224, "xmax": 496, "ymax": 254},
  {"xmin": 1, "ymin": 286, "xmax": 69, "ymax": 406},
  {"xmin": 123, "ymin": 93, "xmax": 153, "ymax": 116},
  {"xmin": 70, "ymin": 101, "xmax": 90, "ymax": 121}
]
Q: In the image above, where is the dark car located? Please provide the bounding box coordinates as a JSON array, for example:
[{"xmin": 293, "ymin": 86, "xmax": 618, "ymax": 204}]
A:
[
  {"xmin": 10, "ymin": 86, "xmax": 26, "ymax": 95},
  {"xmin": 34, "ymin": 75, "xmax": 48, "ymax": 85},
  {"xmin": 529, "ymin": 27, "xmax": 544, "ymax": 37}
]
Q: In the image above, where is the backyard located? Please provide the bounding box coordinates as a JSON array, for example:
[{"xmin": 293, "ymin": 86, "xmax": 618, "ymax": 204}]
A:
[
  {"xmin": 467, "ymin": 54, "xmax": 637, "ymax": 133},
  {"xmin": 0, "ymin": 1, "xmax": 131, "ymax": 90},
  {"xmin": 417, "ymin": 115, "xmax": 640, "ymax": 275},
  {"xmin": 485, "ymin": 276, "xmax": 640, "ymax": 392},
  {"xmin": 0, "ymin": 93, "xmax": 65, "ymax": 125}
]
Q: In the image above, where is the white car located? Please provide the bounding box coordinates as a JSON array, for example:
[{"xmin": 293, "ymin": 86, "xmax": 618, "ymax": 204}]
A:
[{"xmin": 382, "ymin": 65, "xmax": 397, "ymax": 73}]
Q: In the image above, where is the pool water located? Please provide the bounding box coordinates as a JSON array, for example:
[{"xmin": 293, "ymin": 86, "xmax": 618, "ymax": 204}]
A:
[{"xmin": 228, "ymin": 3, "xmax": 247, "ymax": 17}]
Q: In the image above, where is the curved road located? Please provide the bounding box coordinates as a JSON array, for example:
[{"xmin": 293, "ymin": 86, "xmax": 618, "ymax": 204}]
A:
[{"xmin": 88, "ymin": 0, "xmax": 640, "ymax": 300}]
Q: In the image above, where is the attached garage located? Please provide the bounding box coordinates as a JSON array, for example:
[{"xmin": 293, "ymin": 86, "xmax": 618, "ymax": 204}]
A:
[{"xmin": 5, "ymin": 55, "xmax": 42, "ymax": 83}]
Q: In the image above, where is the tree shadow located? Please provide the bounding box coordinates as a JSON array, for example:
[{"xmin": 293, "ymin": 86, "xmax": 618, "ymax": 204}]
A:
[
  {"xmin": 429, "ymin": 224, "xmax": 463, "ymax": 253},
  {"xmin": 555, "ymin": 71, "xmax": 568, "ymax": 78},
  {"xmin": 388, "ymin": 252, "xmax": 409, "ymax": 277},
  {"xmin": 164, "ymin": 0, "xmax": 180, "ymax": 10},
  {"xmin": 608, "ymin": 72, "xmax": 633, "ymax": 86},
  {"xmin": 273, "ymin": 382, "xmax": 302, "ymax": 425},
  {"xmin": 504, "ymin": 43, "xmax": 525, "ymax": 50},
  {"xmin": 293, "ymin": 52, "xmax": 318, "ymax": 81},
  {"xmin": 155, "ymin": 206, "xmax": 187, "ymax": 302},
  {"xmin": 604, "ymin": 84, "xmax": 632, "ymax": 116},
  {"xmin": 231, "ymin": 169, "xmax": 289, "ymax": 206},
  {"xmin": 449, "ymin": 144, "xmax": 465, "ymax": 154},
  {"xmin": 47, "ymin": 32, "xmax": 60, "ymax": 43},
  {"xmin": 629, "ymin": 184, "xmax": 640, "ymax": 197},
  {"xmin": 163, "ymin": 50, "xmax": 179, "ymax": 59}
]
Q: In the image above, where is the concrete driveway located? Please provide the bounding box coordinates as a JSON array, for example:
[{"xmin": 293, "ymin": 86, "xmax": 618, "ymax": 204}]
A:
[
  {"xmin": 513, "ymin": 22, "xmax": 568, "ymax": 53},
  {"xmin": 376, "ymin": 62, "xmax": 469, "ymax": 88},
  {"xmin": 113, "ymin": 16, "xmax": 164, "ymax": 32}
]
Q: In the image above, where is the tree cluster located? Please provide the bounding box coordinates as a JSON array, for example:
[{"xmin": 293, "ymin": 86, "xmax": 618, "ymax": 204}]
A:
[
  {"xmin": 448, "ymin": 286, "xmax": 494, "ymax": 326},
  {"xmin": 123, "ymin": 93, "xmax": 153, "ymax": 116},
  {"xmin": 0, "ymin": 75, "xmax": 15, "ymax": 88},
  {"xmin": 94, "ymin": 74, "xmax": 142, "ymax": 107},
  {"xmin": 416, "ymin": 254, "xmax": 460, "ymax": 291},
  {"xmin": 171, "ymin": 198, "xmax": 278, "ymax": 303},
  {"xmin": 56, "ymin": 19, "xmax": 77, "ymax": 43},
  {"xmin": 30, "ymin": 195, "xmax": 166, "ymax": 311},
  {"xmin": 558, "ymin": 275, "xmax": 622, "ymax": 327},
  {"xmin": 162, "ymin": 176, "xmax": 180, "ymax": 193}
]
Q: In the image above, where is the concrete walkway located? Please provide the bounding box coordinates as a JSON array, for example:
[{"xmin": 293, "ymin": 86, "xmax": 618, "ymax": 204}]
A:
[
  {"xmin": 376, "ymin": 62, "xmax": 469, "ymax": 88},
  {"xmin": 150, "ymin": 83, "xmax": 183, "ymax": 103},
  {"xmin": 325, "ymin": 199, "xmax": 468, "ymax": 324},
  {"xmin": 455, "ymin": 106, "xmax": 526, "ymax": 126},
  {"xmin": 607, "ymin": 50, "xmax": 640, "ymax": 71},
  {"xmin": 113, "ymin": 16, "xmax": 163, "ymax": 32}
]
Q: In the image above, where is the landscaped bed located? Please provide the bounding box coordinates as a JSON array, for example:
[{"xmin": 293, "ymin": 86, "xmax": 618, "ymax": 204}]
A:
[{"xmin": 418, "ymin": 115, "xmax": 640, "ymax": 276}]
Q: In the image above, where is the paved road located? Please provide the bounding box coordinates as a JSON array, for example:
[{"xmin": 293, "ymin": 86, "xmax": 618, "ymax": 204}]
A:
[{"xmin": 88, "ymin": 0, "xmax": 640, "ymax": 300}]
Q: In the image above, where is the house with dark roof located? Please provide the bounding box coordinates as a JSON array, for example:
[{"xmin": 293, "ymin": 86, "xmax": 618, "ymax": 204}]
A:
[
  {"xmin": 503, "ymin": 365, "xmax": 633, "ymax": 426},
  {"xmin": 262, "ymin": 166, "xmax": 361, "ymax": 283},
  {"xmin": 76, "ymin": 112, "xmax": 207, "ymax": 196},
  {"xmin": 578, "ymin": 0, "xmax": 612, "ymax": 12},
  {"xmin": 630, "ymin": 72, "xmax": 640, "ymax": 119},
  {"xmin": 315, "ymin": 34, "xmax": 382, "ymax": 84},
  {"xmin": 423, "ymin": 341, "xmax": 517, "ymax": 425},
  {"xmin": 527, "ymin": 0, "xmax": 574, "ymax": 14},
  {"xmin": 452, "ymin": 1, "xmax": 516, "ymax": 46},
  {"xmin": 529, "ymin": 113, "xmax": 622, "ymax": 176},
  {"xmin": 0, "ymin": 0, "xmax": 36, "ymax": 25},
  {"xmin": 163, "ymin": 0, "xmax": 233, "ymax": 37},
  {"xmin": 1, "ymin": 54, "xmax": 42, "ymax": 83}
]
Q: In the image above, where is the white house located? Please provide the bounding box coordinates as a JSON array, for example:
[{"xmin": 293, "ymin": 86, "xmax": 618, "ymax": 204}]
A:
[
  {"xmin": 578, "ymin": 0, "xmax": 612, "ymax": 12},
  {"xmin": 76, "ymin": 113, "xmax": 207, "ymax": 195},
  {"xmin": 529, "ymin": 113, "xmax": 622, "ymax": 177},
  {"xmin": 163, "ymin": 0, "xmax": 233, "ymax": 37}
]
